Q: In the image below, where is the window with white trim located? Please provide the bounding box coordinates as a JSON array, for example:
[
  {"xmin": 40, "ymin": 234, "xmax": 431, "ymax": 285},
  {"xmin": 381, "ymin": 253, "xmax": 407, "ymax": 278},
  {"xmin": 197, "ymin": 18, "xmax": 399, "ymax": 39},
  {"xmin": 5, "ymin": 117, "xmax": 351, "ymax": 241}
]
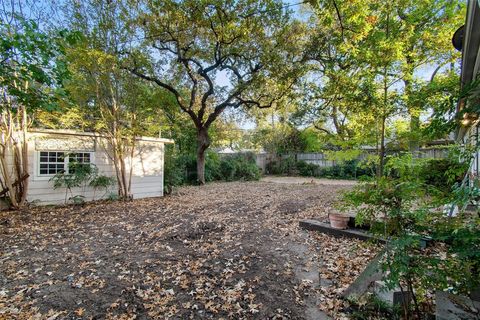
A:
[{"xmin": 38, "ymin": 151, "xmax": 92, "ymax": 176}]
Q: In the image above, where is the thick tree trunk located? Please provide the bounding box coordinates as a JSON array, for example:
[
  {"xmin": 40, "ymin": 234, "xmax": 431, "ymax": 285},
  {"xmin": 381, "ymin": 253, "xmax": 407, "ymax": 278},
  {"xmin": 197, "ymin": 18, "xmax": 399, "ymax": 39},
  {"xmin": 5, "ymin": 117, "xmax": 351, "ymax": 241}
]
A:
[
  {"xmin": 196, "ymin": 127, "xmax": 210, "ymax": 185},
  {"xmin": 0, "ymin": 147, "xmax": 18, "ymax": 208},
  {"xmin": 0, "ymin": 107, "xmax": 29, "ymax": 209},
  {"xmin": 110, "ymin": 134, "xmax": 133, "ymax": 200}
]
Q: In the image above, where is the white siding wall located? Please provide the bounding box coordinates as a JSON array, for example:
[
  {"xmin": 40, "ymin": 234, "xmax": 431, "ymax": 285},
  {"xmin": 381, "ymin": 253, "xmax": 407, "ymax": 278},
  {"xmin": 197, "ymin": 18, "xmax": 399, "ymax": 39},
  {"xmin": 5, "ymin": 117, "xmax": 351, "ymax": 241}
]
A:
[
  {"xmin": 130, "ymin": 141, "xmax": 164, "ymax": 199},
  {"xmin": 19, "ymin": 132, "xmax": 166, "ymax": 205}
]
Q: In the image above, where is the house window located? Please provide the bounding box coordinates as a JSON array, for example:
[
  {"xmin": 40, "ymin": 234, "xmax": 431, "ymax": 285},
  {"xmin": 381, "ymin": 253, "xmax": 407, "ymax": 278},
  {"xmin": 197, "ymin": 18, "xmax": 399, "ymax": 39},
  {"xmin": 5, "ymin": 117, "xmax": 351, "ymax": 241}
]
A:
[
  {"xmin": 38, "ymin": 151, "xmax": 91, "ymax": 176},
  {"xmin": 68, "ymin": 152, "xmax": 91, "ymax": 174}
]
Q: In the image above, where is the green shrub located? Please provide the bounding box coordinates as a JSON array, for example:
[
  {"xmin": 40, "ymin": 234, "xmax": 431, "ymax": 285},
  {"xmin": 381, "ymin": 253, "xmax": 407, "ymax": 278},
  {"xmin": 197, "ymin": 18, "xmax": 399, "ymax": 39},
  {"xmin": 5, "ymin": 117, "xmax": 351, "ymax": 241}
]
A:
[
  {"xmin": 50, "ymin": 163, "xmax": 97, "ymax": 204},
  {"xmin": 265, "ymin": 160, "xmax": 280, "ymax": 175},
  {"xmin": 178, "ymin": 153, "xmax": 198, "ymax": 183},
  {"xmin": 307, "ymin": 160, "xmax": 374, "ymax": 180},
  {"xmin": 218, "ymin": 153, "xmax": 260, "ymax": 181},
  {"xmin": 164, "ymin": 150, "xmax": 260, "ymax": 192},
  {"xmin": 232, "ymin": 158, "xmax": 260, "ymax": 181},
  {"xmin": 356, "ymin": 161, "xmax": 377, "ymax": 178},
  {"xmin": 172, "ymin": 152, "xmax": 221, "ymax": 184},
  {"xmin": 266, "ymin": 156, "xmax": 297, "ymax": 175},
  {"xmin": 164, "ymin": 146, "xmax": 187, "ymax": 193},
  {"xmin": 296, "ymin": 160, "xmax": 318, "ymax": 176},
  {"xmin": 348, "ymin": 293, "xmax": 401, "ymax": 320},
  {"xmin": 419, "ymin": 158, "xmax": 467, "ymax": 193},
  {"xmin": 219, "ymin": 157, "xmax": 236, "ymax": 181},
  {"xmin": 317, "ymin": 166, "xmax": 330, "ymax": 178},
  {"xmin": 50, "ymin": 162, "xmax": 115, "ymax": 203},
  {"xmin": 206, "ymin": 152, "xmax": 222, "ymax": 182},
  {"xmin": 330, "ymin": 164, "xmax": 343, "ymax": 177},
  {"xmin": 89, "ymin": 175, "xmax": 115, "ymax": 199},
  {"xmin": 342, "ymin": 160, "xmax": 359, "ymax": 178},
  {"xmin": 343, "ymin": 153, "xmax": 480, "ymax": 318}
]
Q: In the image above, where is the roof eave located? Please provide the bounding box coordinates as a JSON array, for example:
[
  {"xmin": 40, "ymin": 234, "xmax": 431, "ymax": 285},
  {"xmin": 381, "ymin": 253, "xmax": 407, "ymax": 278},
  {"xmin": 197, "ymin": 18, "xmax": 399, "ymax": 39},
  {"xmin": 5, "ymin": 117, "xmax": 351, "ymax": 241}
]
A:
[{"xmin": 28, "ymin": 129, "xmax": 175, "ymax": 144}]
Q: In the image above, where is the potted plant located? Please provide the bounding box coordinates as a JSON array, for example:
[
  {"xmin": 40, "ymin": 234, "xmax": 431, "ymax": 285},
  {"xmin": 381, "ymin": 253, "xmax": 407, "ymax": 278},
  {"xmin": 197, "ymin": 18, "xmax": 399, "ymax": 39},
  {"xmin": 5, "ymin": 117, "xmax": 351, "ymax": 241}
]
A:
[{"xmin": 329, "ymin": 211, "xmax": 350, "ymax": 229}]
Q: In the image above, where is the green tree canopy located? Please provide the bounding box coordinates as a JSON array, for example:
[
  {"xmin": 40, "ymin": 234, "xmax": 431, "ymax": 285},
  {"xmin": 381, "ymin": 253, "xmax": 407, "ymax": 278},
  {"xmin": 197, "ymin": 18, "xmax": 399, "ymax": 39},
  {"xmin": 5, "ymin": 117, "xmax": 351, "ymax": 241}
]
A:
[{"xmin": 126, "ymin": 0, "xmax": 308, "ymax": 183}]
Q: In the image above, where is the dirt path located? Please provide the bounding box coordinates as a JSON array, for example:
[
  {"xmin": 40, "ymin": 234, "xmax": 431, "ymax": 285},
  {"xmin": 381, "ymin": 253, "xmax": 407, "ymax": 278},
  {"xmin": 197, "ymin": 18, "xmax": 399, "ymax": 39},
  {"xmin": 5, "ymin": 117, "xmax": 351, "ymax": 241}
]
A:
[{"xmin": 0, "ymin": 181, "xmax": 374, "ymax": 319}]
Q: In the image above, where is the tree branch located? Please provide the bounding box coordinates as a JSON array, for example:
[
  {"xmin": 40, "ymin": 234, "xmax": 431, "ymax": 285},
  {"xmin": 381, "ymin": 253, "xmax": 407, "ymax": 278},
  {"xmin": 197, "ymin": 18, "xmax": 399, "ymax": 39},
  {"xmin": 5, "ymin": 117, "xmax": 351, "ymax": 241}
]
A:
[
  {"xmin": 313, "ymin": 123, "xmax": 332, "ymax": 135},
  {"xmin": 430, "ymin": 62, "xmax": 448, "ymax": 83},
  {"xmin": 331, "ymin": 0, "xmax": 357, "ymax": 39},
  {"xmin": 126, "ymin": 66, "xmax": 200, "ymax": 127}
]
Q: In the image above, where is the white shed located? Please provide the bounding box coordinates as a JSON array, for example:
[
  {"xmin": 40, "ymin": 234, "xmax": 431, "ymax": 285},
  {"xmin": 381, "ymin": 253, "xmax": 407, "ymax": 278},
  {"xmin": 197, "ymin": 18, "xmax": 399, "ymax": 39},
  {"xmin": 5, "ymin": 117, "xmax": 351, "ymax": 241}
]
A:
[{"xmin": 11, "ymin": 129, "xmax": 173, "ymax": 205}]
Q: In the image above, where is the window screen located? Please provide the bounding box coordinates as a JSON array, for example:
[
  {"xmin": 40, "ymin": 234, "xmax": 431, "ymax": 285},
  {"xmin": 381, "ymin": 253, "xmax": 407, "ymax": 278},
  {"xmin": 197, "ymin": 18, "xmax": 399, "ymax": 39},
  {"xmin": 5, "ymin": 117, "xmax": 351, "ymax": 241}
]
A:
[
  {"xmin": 39, "ymin": 152, "xmax": 66, "ymax": 175},
  {"xmin": 68, "ymin": 152, "xmax": 91, "ymax": 173},
  {"xmin": 38, "ymin": 152, "xmax": 92, "ymax": 176},
  {"xmin": 69, "ymin": 152, "xmax": 91, "ymax": 164}
]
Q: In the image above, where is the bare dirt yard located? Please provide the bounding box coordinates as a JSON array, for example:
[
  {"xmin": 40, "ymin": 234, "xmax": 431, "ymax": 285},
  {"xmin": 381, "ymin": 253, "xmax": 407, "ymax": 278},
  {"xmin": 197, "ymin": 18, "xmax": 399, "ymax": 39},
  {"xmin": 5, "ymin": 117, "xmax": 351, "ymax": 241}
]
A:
[{"xmin": 0, "ymin": 181, "xmax": 378, "ymax": 320}]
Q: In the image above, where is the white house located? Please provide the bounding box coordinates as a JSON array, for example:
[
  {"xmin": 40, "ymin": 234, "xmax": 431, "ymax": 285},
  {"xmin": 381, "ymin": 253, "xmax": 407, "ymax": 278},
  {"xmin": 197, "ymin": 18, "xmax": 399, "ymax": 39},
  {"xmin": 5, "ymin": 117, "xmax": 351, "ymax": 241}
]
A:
[
  {"xmin": 454, "ymin": 0, "xmax": 480, "ymax": 180},
  {"xmin": 3, "ymin": 129, "xmax": 174, "ymax": 205}
]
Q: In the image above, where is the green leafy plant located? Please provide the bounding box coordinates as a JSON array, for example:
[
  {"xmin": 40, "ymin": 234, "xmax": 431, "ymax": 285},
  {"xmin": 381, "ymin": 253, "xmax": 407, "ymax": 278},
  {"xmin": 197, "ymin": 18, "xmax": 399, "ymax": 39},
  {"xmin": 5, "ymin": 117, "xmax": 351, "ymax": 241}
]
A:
[
  {"xmin": 296, "ymin": 160, "xmax": 318, "ymax": 177},
  {"xmin": 0, "ymin": 15, "xmax": 77, "ymax": 209},
  {"xmin": 163, "ymin": 146, "xmax": 186, "ymax": 194},
  {"xmin": 265, "ymin": 156, "xmax": 297, "ymax": 175},
  {"xmin": 107, "ymin": 192, "xmax": 119, "ymax": 201},
  {"xmin": 50, "ymin": 162, "xmax": 94, "ymax": 204},
  {"xmin": 164, "ymin": 150, "xmax": 260, "ymax": 192},
  {"xmin": 347, "ymin": 293, "xmax": 401, "ymax": 320},
  {"xmin": 218, "ymin": 153, "xmax": 260, "ymax": 181},
  {"xmin": 343, "ymin": 152, "xmax": 479, "ymax": 319},
  {"xmin": 50, "ymin": 162, "xmax": 115, "ymax": 204},
  {"xmin": 89, "ymin": 175, "xmax": 116, "ymax": 200},
  {"xmin": 70, "ymin": 195, "xmax": 86, "ymax": 205}
]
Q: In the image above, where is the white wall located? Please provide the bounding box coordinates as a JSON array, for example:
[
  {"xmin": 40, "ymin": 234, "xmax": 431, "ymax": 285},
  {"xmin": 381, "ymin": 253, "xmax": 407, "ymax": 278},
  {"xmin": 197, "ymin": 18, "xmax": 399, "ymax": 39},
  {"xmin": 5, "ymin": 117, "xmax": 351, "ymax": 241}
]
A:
[
  {"xmin": 17, "ymin": 131, "xmax": 167, "ymax": 205},
  {"xmin": 130, "ymin": 140, "xmax": 165, "ymax": 199}
]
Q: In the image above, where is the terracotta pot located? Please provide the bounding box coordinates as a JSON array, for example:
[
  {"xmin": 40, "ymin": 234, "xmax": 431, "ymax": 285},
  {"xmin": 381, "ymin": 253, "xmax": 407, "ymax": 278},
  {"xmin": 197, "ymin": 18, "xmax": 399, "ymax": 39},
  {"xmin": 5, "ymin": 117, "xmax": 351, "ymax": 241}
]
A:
[{"xmin": 329, "ymin": 212, "xmax": 349, "ymax": 230}]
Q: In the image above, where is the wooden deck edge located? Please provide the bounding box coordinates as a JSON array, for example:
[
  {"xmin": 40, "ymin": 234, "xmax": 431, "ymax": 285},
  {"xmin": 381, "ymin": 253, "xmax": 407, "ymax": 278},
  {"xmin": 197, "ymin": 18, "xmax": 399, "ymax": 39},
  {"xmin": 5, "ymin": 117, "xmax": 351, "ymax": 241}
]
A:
[{"xmin": 299, "ymin": 219, "xmax": 386, "ymax": 243}]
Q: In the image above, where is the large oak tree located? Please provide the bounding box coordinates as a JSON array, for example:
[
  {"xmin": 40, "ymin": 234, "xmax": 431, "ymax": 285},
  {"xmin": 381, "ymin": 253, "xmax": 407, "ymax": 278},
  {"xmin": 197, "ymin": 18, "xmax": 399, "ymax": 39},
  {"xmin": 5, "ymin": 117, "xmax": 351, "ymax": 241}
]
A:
[{"xmin": 128, "ymin": 0, "xmax": 306, "ymax": 184}]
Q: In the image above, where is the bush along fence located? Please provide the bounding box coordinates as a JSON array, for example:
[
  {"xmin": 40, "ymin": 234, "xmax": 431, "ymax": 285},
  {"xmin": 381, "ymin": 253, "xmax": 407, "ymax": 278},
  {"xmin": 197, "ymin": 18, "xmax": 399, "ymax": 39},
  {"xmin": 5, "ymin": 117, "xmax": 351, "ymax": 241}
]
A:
[
  {"xmin": 163, "ymin": 147, "xmax": 453, "ymax": 192},
  {"xmin": 264, "ymin": 154, "xmax": 375, "ymax": 180},
  {"xmin": 254, "ymin": 147, "xmax": 451, "ymax": 180}
]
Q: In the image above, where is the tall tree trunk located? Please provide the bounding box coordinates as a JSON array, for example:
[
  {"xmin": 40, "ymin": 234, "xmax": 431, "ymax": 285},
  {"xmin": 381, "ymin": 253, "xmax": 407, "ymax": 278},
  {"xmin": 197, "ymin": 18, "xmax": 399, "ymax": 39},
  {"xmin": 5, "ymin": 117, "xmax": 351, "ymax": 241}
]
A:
[
  {"xmin": 103, "ymin": 82, "xmax": 134, "ymax": 200},
  {"xmin": 119, "ymin": 147, "xmax": 130, "ymax": 199},
  {"xmin": 0, "ymin": 107, "xmax": 29, "ymax": 209},
  {"xmin": 196, "ymin": 127, "xmax": 210, "ymax": 185},
  {"xmin": 377, "ymin": 66, "xmax": 389, "ymax": 178},
  {"xmin": 405, "ymin": 79, "xmax": 421, "ymax": 154},
  {"xmin": 377, "ymin": 114, "xmax": 386, "ymax": 177},
  {"xmin": 19, "ymin": 105, "xmax": 29, "ymax": 205},
  {"xmin": 377, "ymin": 8, "xmax": 390, "ymax": 178},
  {"xmin": 0, "ymin": 147, "xmax": 18, "ymax": 208},
  {"xmin": 409, "ymin": 114, "xmax": 420, "ymax": 154},
  {"xmin": 404, "ymin": 56, "xmax": 420, "ymax": 155}
]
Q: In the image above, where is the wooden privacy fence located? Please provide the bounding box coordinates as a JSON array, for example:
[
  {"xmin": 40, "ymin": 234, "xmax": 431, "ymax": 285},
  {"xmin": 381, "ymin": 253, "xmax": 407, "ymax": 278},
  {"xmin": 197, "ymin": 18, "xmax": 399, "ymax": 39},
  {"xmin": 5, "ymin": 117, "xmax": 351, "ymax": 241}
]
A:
[
  {"xmin": 249, "ymin": 148, "xmax": 450, "ymax": 173},
  {"xmin": 296, "ymin": 153, "xmax": 338, "ymax": 167},
  {"xmin": 416, "ymin": 148, "xmax": 449, "ymax": 159}
]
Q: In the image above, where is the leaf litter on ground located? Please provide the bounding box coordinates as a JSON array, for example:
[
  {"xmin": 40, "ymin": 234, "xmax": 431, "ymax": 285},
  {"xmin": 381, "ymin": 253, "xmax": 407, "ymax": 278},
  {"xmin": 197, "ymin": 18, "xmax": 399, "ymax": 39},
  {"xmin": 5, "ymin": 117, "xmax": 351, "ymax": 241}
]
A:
[{"xmin": 0, "ymin": 181, "xmax": 379, "ymax": 319}]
